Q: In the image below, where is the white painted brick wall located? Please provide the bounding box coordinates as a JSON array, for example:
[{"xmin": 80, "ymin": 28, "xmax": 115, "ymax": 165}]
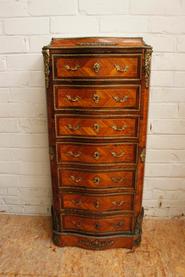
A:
[{"xmin": 0, "ymin": 0, "xmax": 184, "ymax": 218}]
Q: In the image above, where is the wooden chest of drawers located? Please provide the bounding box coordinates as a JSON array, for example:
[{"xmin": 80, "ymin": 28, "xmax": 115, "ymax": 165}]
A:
[{"xmin": 42, "ymin": 37, "xmax": 152, "ymax": 250}]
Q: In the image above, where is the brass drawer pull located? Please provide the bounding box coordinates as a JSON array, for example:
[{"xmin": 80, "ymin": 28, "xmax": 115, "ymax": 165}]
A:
[
  {"xmin": 93, "ymin": 94, "xmax": 100, "ymax": 103},
  {"xmin": 70, "ymin": 175, "xmax": 82, "ymax": 183},
  {"xmin": 67, "ymin": 124, "xmax": 81, "ymax": 131},
  {"xmin": 113, "ymin": 221, "xmax": 124, "ymax": 228},
  {"xmin": 92, "ymin": 176, "xmax": 101, "ymax": 184},
  {"xmin": 112, "ymin": 125, "xmax": 127, "ymax": 131},
  {"xmin": 67, "ymin": 151, "xmax": 81, "ymax": 158},
  {"xmin": 111, "ymin": 177, "xmax": 125, "ymax": 183},
  {"xmin": 112, "ymin": 200, "xmax": 125, "ymax": 207},
  {"xmin": 66, "ymin": 95, "xmax": 81, "ymax": 102},
  {"xmin": 114, "ymin": 64, "xmax": 129, "ymax": 72},
  {"xmin": 93, "ymin": 151, "xmax": 100, "ymax": 160},
  {"xmin": 111, "ymin": 151, "xmax": 125, "ymax": 158},
  {"xmin": 113, "ymin": 95, "xmax": 128, "ymax": 103},
  {"xmin": 72, "ymin": 199, "xmax": 82, "ymax": 206},
  {"xmin": 64, "ymin": 64, "xmax": 80, "ymax": 71},
  {"xmin": 72, "ymin": 221, "xmax": 81, "ymax": 228},
  {"xmin": 93, "ymin": 123, "xmax": 100, "ymax": 133},
  {"xmin": 93, "ymin": 62, "xmax": 101, "ymax": 73},
  {"xmin": 94, "ymin": 200, "xmax": 100, "ymax": 209}
]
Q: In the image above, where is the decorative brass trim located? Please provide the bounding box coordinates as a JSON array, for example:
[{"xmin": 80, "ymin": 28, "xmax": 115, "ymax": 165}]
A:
[
  {"xmin": 64, "ymin": 64, "xmax": 80, "ymax": 71},
  {"xmin": 49, "ymin": 146, "xmax": 54, "ymax": 161},
  {"xmin": 145, "ymin": 48, "xmax": 152, "ymax": 88},
  {"xmin": 140, "ymin": 148, "xmax": 146, "ymax": 162},
  {"xmin": 77, "ymin": 42, "xmax": 117, "ymax": 46},
  {"xmin": 93, "ymin": 62, "xmax": 101, "ymax": 73},
  {"xmin": 79, "ymin": 239, "xmax": 114, "ymax": 250},
  {"xmin": 42, "ymin": 46, "xmax": 50, "ymax": 88},
  {"xmin": 114, "ymin": 64, "xmax": 129, "ymax": 73}
]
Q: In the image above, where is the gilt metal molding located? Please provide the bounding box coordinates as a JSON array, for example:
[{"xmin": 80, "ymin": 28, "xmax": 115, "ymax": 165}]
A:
[
  {"xmin": 144, "ymin": 48, "xmax": 152, "ymax": 88},
  {"xmin": 134, "ymin": 207, "xmax": 144, "ymax": 246},
  {"xmin": 42, "ymin": 46, "xmax": 50, "ymax": 88},
  {"xmin": 79, "ymin": 239, "xmax": 114, "ymax": 250}
]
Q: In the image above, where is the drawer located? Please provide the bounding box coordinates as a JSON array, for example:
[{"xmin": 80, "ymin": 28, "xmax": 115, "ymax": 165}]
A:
[
  {"xmin": 54, "ymin": 85, "xmax": 141, "ymax": 111},
  {"xmin": 52, "ymin": 54, "xmax": 141, "ymax": 80},
  {"xmin": 62, "ymin": 214, "xmax": 133, "ymax": 234},
  {"xmin": 57, "ymin": 142, "xmax": 137, "ymax": 165},
  {"xmin": 58, "ymin": 168, "xmax": 136, "ymax": 189},
  {"xmin": 55, "ymin": 115, "xmax": 139, "ymax": 139},
  {"xmin": 61, "ymin": 192, "xmax": 134, "ymax": 212}
]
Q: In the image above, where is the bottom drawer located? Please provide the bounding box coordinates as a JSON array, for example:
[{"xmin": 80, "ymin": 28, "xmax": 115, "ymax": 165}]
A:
[{"xmin": 62, "ymin": 214, "xmax": 133, "ymax": 234}]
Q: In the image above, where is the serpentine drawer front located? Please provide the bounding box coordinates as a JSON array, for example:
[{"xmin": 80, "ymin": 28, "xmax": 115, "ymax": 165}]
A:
[{"xmin": 42, "ymin": 37, "xmax": 152, "ymax": 250}]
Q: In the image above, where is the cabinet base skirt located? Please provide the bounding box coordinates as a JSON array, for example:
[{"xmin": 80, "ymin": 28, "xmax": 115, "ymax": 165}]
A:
[
  {"xmin": 51, "ymin": 208, "xmax": 144, "ymax": 250},
  {"xmin": 52, "ymin": 231, "xmax": 141, "ymax": 250}
]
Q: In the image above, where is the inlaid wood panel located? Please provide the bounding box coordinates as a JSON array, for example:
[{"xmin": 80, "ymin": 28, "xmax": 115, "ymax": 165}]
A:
[
  {"xmin": 54, "ymin": 85, "xmax": 141, "ymax": 111},
  {"xmin": 58, "ymin": 168, "xmax": 136, "ymax": 189},
  {"xmin": 57, "ymin": 143, "xmax": 137, "ymax": 165},
  {"xmin": 61, "ymin": 193, "xmax": 134, "ymax": 212},
  {"xmin": 55, "ymin": 115, "xmax": 139, "ymax": 139},
  {"xmin": 52, "ymin": 54, "xmax": 141, "ymax": 80},
  {"xmin": 62, "ymin": 214, "xmax": 133, "ymax": 234}
]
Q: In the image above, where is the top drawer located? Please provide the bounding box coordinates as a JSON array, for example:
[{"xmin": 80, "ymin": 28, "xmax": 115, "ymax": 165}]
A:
[{"xmin": 52, "ymin": 54, "xmax": 142, "ymax": 81}]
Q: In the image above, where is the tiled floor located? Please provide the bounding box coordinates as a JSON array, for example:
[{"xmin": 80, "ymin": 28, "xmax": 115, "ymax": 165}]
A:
[{"xmin": 0, "ymin": 214, "xmax": 184, "ymax": 277}]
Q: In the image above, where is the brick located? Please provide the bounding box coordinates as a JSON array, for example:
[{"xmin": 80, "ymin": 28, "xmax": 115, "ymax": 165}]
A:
[
  {"xmin": 23, "ymin": 205, "xmax": 51, "ymax": 215},
  {"xmin": 152, "ymin": 53, "xmax": 185, "ymax": 70},
  {"xmin": 149, "ymin": 16, "xmax": 185, "ymax": 34},
  {"xmin": 79, "ymin": 0, "xmax": 129, "ymax": 15},
  {"xmin": 174, "ymin": 72, "xmax": 185, "ymax": 87},
  {"xmin": 18, "ymin": 118, "xmax": 47, "ymax": 133},
  {"xmin": 20, "ymin": 161, "xmax": 50, "ymax": 176},
  {"xmin": 51, "ymin": 16, "xmax": 99, "ymax": 34},
  {"xmin": 29, "ymin": 36, "xmax": 50, "ymax": 53},
  {"xmin": 28, "ymin": 0, "xmax": 77, "ymax": 15},
  {"xmin": 9, "ymin": 88, "xmax": 45, "ymax": 103},
  {"xmin": 28, "ymin": 71, "xmax": 45, "ymax": 87},
  {"xmin": 144, "ymin": 35, "xmax": 176, "ymax": 52},
  {"xmin": 0, "ymin": 175, "xmax": 19, "ymax": 187},
  {"xmin": 153, "ymin": 190, "xmax": 185, "ymax": 201},
  {"xmin": 144, "ymin": 177, "xmax": 185, "ymax": 191},
  {"xmin": 148, "ymin": 135, "xmax": 185, "ymax": 149},
  {"xmin": 0, "ymin": 72, "xmax": 30, "ymax": 87},
  {"xmin": 178, "ymin": 104, "xmax": 185, "ymax": 117},
  {"xmin": 0, "ymin": 148, "xmax": 48, "ymax": 162},
  {"xmin": 145, "ymin": 163, "xmax": 185, "ymax": 177},
  {"xmin": 5, "ymin": 18, "xmax": 49, "ymax": 35},
  {"xmin": 0, "ymin": 22, "xmax": 2, "ymax": 34},
  {"xmin": 7, "ymin": 54, "xmax": 43, "ymax": 71},
  {"xmin": 100, "ymin": 15, "xmax": 148, "ymax": 33},
  {"xmin": 149, "ymin": 103, "xmax": 178, "ymax": 119},
  {"xmin": 152, "ymin": 120, "xmax": 185, "ymax": 134},
  {"xmin": 0, "ymin": 0, "xmax": 28, "ymax": 17},
  {"xmin": 0, "ymin": 134, "xmax": 48, "ymax": 148},
  {"xmin": 19, "ymin": 175, "xmax": 51, "ymax": 188},
  {"xmin": 150, "ymin": 71, "xmax": 173, "ymax": 87},
  {"xmin": 0, "ymin": 162, "xmax": 20, "ymax": 174},
  {"xmin": 0, "ymin": 37, "xmax": 27, "ymax": 53},
  {"xmin": 0, "ymin": 56, "xmax": 6, "ymax": 71},
  {"xmin": 4, "ymin": 205, "xmax": 24, "ymax": 214},
  {"xmin": 146, "ymin": 150, "xmax": 185, "ymax": 163},
  {"xmin": 0, "ymin": 118, "xmax": 19, "ymax": 133},
  {"xmin": 151, "ymin": 88, "xmax": 185, "ymax": 103},
  {"xmin": 130, "ymin": 0, "xmax": 182, "ymax": 15},
  {"xmin": 176, "ymin": 36, "xmax": 185, "ymax": 52},
  {"xmin": 0, "ymin": 88, "xmax": 9, "ymax": 103},
  {"xmin": 0, "ymin": 103, "xmax": 46, "ymax": 118}
]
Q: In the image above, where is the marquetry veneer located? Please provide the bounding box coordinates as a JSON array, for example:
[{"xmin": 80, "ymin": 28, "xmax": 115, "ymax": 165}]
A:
[{"xmin": 42, "ymin": 37, "xmax": 152, "ymax": 250}]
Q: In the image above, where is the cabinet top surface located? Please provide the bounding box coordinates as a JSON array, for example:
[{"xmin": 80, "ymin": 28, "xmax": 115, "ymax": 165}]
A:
[{"xmin": 46, "ymin": 37, "xmax": 151, "ymax": 49}]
